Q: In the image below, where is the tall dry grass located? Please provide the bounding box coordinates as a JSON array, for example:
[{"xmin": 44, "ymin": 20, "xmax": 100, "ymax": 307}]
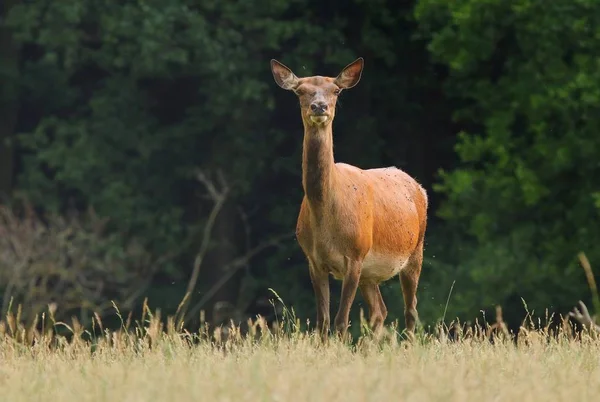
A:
[
  {"xmin": 1, "ymin": 253, "xmax": 599, "ymax": 401},
  {"xmin": 1, "ymin": 295, "xmax": 600, "ymax": 402}
]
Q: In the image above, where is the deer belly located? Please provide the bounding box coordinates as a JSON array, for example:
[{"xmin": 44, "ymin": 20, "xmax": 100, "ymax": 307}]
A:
[
  {"xmin": 315, "ymin": 249, "xmax": 409, "ymax": 282},
  {"xmin": 360, "ymin": 251, "xmax": 410, "ymax": 282}
]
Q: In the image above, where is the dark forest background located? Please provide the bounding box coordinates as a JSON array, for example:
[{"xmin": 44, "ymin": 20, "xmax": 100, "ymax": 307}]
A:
[{"xmin": 1, "ymin": 0, "xmax": 599, "ymax": 335}]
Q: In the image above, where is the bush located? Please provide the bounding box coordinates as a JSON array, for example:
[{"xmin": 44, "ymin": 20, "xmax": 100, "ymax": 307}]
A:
[{"xmin": 0, "ymin": 202, "xmax": 155, "ymax": 323}]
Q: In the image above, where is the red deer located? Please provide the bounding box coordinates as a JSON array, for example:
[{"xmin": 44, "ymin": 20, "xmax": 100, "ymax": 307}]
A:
[{"xmin": 270, "ymin": 58, "xmax": 428, "ymax": 340}]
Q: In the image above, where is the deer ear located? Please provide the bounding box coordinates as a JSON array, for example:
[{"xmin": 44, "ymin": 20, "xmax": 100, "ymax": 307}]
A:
[
  {"xmin": 334, "ymin": 57, "xmax": 364, "ymax": 89},
  {"xmin": 270, "ymin": 59, "xmax": 299, "ymax": 90}
]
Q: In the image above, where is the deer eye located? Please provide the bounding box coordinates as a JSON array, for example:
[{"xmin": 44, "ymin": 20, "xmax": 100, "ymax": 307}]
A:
[{"xmin": 334, "ymin": 88, "xmax": 341, "ymax": 95}]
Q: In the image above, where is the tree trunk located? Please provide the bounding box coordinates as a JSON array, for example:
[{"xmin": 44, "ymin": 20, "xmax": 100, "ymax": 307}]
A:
[{"xmin": 0, "ymin": 0, "xmax": 20, "ymax": 200}]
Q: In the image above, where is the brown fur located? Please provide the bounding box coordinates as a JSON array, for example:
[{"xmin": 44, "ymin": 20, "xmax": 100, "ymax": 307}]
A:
[{"xmin": 270, "ymin": 58, "xmax": 428, "ymax": 340}]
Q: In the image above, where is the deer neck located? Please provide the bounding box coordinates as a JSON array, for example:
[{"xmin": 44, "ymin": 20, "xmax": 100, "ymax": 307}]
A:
[{"xmin": 301, "ymin": 122, "xmax": 336, "ymax": 206}]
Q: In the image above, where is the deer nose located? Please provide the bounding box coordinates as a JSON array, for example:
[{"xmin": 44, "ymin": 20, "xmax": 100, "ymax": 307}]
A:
[{"xmin": 310, "ymin": 102, "xmax": 328, "ymax": 113}]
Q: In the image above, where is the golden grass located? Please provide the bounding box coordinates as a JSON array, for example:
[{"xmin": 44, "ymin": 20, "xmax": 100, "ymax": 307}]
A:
[{"xmin": 1, "ymin": 304, "xmax": 600, "ymax": 402}]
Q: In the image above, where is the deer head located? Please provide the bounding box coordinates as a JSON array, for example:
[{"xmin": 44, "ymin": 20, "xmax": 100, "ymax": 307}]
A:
[{"xmin": 270, "ymin": 58, "xmax": 364, "ymax": 127}]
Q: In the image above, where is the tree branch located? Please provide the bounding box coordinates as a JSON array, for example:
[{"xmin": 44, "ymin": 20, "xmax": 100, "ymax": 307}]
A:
[
  {"xmin": 569, "ymin": 300, "xmax": 600, "ymax": 333},
  {"xmin": 177, "ymin": 169, "xmax": 230, "ymax": 320},
  {"xmin": 184, "ymin": 231, "xmax": 293, "ymax": 324}
]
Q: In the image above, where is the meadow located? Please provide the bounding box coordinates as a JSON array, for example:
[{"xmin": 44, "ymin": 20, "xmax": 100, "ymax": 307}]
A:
[{"xmin": 1, "ymin": 300, "xmax": 599, "ymax": 402}]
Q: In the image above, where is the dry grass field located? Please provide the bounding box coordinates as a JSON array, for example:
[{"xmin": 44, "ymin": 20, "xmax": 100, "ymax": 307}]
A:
[{"xmin": 1, "ymin": 301, "xmax": 600, "ymax": 402}]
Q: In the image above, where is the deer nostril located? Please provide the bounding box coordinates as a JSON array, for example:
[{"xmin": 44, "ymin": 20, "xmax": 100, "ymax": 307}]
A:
[{"xmin": 310, "ymin": 102, "xmax": 327, "ymax": 113}]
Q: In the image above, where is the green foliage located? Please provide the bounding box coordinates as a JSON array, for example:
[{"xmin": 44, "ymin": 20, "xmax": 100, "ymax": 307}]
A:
[
  {"xmin": 9, "ymin": 1, "xmax": 294, "ymax": 260},
  {"xmin": 415, "ymin": 0, "xmax": 600, "ymax": 321}
]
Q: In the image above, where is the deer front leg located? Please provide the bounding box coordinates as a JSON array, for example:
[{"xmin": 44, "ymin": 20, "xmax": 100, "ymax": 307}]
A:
[
  {"xmin": 308, "ymin": 260, "xmax": 330, "ymax": 340},
  {"xmin": 334, "ymin": 257, "xmax": 362, "ymax": 339}
]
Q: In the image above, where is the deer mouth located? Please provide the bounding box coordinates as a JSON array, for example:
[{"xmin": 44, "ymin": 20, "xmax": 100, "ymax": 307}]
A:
[{"xmin": 309, "ymin": 115, "xmax": 329, "ymax": 124}]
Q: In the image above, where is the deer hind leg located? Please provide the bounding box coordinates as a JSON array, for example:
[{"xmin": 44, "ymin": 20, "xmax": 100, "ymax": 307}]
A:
[
  {"xmin": 334, "ymin": 257, "xmax": 362, "ymax": 339},
  {"xmin": 359, "ymin": 283, "xmax": 387, "ymax": 334},
  {"xmin": 400, "ymin": 242, "xmax": 424, "ymax": 335},
  {"xmin": 308, "ymin": 259, "xmax": 330, "ymax": 340}
]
